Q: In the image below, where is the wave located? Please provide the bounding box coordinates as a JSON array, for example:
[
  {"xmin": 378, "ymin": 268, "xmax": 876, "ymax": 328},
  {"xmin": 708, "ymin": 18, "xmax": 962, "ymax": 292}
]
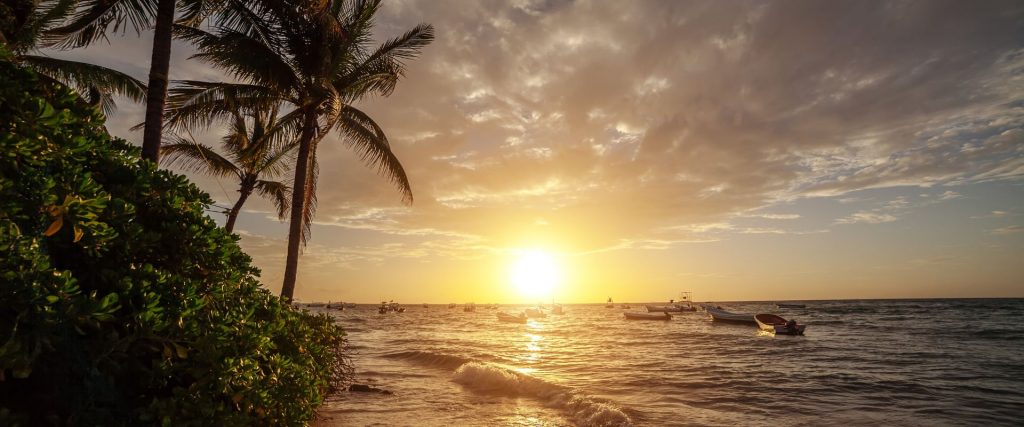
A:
[
  {"xmin": 453, "ymin": 362, "xmax": 633, "ymax": 426},
  {"xmin": 381, "ymin": 350, "xmax": 476, "ymax": 370}
]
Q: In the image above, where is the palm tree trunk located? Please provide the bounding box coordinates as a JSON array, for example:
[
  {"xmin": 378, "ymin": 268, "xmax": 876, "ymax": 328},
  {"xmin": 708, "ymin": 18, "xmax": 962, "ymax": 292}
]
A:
[
  {"xmin": 140, "ymin": 0, "xmax": 176, "ymax": 163},
  {"xmin": 280, "ymin": 112, "xmax": 317, "ymax": 302},
  {"xmin": 224, "ymin": 185, "xmax": 252, "ymax": 233}
]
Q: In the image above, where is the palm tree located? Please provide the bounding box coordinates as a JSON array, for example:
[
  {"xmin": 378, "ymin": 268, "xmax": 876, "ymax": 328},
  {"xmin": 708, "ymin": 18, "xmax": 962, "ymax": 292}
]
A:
[
  {"xmin": 161, "ymin": 105, "xmax": 294, "ymax": 233},
  {"xmin": 45, "ymin": 0, "xmax": 219, "ymax": 162},
  {"xmin": 2, "ymin": 0, "xmax": 147, "ymax": 115},
  {"xmin": 164, "ymin": 0, "xmax": 432, "ymax": 301}
]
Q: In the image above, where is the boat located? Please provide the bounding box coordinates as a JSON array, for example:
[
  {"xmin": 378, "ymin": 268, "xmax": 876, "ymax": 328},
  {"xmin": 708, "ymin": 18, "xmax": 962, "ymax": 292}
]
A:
[
  {"xmin": 705, "ymin": 306, "xmax": 757, "ymax": 325},
  {"xmin": 551, "ymin": 304, "xmax": 564, "ymax": 315},
  {"xmin": 645, "ymin": 304, "xmax": 696, "ymax": 313},
  {"xmin": 422, "ymin": 303, "xmax": 429, "ymax": 308},
  {"xmin": 496, "ymin": 312, "xmax": 528, "ymax": 324},
  {"xmin": 624, "ymin": 312, "xmax": 672, "ymax": 321},
  {"xmin": 448, "ymin": 303, "xmax": 457, "ymax": 309},
  {"xmin": 755, "ymin": 313, "xmax": 806, "ymax": 335},
  {"xmin": 525, "ymin": 308, "xmax": 547, "ymax": 318},
  {"xmin": 619, "ymin": 304, "xmax": 630, "ymax": 309},
  {"xmin": 776, "ymin": 303, "xmax": 807, "ymax": 309},
  {"xmin": 463, "ymin": 303, "xmax": 476, "ymax": 312},
  {"xmin": 605, "ymin": 297, "xmax": 615, "ymax": 308}
]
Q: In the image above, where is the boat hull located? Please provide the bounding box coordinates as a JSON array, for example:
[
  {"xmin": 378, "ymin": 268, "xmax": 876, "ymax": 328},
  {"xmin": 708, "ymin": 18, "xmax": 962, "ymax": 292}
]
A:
[
  {"xmin": 706, "ymin": 307, "xmax": 757, "ymax": 324},
  {"xmin": 496, "ymin": 313, "xmax": 528, "ymax": 323},
  {"xmin": 755, "ymin": 313, "xmax": 806, "ymax": 335},
  {"xmin": 624, "ymin": 312, "xmax": 672, "ymax": 321},
  {"xmin": 646, "ymin": 305, "xmax": 696, "ymax": 313}
]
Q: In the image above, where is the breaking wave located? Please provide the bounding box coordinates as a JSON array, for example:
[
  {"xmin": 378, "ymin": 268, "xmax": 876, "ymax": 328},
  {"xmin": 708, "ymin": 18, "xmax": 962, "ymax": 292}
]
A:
[
  {"xmin": 382, "ymin": 350, "xmax": 476, "ymax": 370},
  {"xmin": 453, "ymin": 362, "xmax": 632, "ymax": 426}
]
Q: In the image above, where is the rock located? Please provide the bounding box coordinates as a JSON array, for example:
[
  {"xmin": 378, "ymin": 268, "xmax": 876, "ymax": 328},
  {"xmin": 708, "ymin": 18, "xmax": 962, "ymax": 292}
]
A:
[{"xmin": 348, "ymin": 384, "xmax": 393, "ymax": 395}]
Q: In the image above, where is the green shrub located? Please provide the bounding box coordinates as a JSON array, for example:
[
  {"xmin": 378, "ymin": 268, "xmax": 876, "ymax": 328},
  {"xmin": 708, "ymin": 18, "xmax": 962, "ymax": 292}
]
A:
[{"xmin": 0, "ymin": 50, "xmax": 350, "ymax": 426}]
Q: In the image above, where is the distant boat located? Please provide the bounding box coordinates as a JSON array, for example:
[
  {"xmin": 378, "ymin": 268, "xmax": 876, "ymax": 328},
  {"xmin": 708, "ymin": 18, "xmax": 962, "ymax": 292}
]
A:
[
  {"xmin": 525, "ymin": 308, "xmax": 547, "ymax": 318},
  {"xmin": 551, "ymin": 304, "xmax": 564, "ymax": 315},
  {"xmin": 624, "ymin": 312, "xmax": 672, "ymax": 321},
  {"xmin": 619, "ymin": 304, "xmax": 630, "ymax": 309},
  {"xmin": 448, "ymin": 303, "xmax": 457, "ymax": 309},
  {"xmin": 422, "ymin": 303, "xmax": 429, "ymax": 308},
  {"xmin": 776, "ymin": 303, "xmax": 807, "ymax": 309},
  {"xmin": 645, "ymin": 304, "xmax": 695, "ymax": 313},
  {"xmin": 605, "ymin": 297, "xmax": 615, "ymax": 308},
  {"xmin": 755, "ymin": 313, "xmax": 806, "ymax": 335},
  {"xmin": 463, "ymin": 303, "xmax": 476, "ymax": 312},
  {"xmin": 496, "ymin": 312, "xmax": 528, "ymax": 324},
  {"xmin": 706, "ymin": 306, "xmax": 757, "ymax": 325}
]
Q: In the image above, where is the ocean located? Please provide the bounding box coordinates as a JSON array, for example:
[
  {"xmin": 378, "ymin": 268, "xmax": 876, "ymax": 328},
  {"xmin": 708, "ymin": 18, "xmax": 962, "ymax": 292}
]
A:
[{"xmin": 311, "ymin": 299, "xmax": 1024, "ymax": 426}]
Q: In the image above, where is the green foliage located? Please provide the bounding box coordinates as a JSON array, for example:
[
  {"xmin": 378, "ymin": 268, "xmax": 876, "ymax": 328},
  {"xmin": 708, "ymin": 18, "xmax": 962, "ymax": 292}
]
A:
[{"xmin": 0, "ymin": 52, "xmax": 349, "ymax": 426}]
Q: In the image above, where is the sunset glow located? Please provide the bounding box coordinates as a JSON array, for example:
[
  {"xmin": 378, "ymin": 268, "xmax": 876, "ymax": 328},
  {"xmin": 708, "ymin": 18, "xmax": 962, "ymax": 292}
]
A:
[{"xmin": 508, "ymin": 249, "xmax": 560, "ymax": 298}]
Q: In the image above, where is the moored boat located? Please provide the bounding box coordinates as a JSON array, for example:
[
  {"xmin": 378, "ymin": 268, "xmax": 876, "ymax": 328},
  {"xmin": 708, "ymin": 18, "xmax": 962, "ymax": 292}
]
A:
[
  {"xmin": 551, "ymin": 304, "xmax": 564, "ymax": 315},
  {"xmin": 496, "ymin": 312, "xmax": 528, "ymax": 323},
  {"xmin": 525, "ymin": 308, "xmax": 547, "ymax": 318},
  {"xmin": 705, "ymin": 307, "xmax": 757, "ymax": 324},
  {"xmin": 755, "ymin": 313, "xmax": 806, "ymax": 335},
  {"xmin": 624, "ymin": 312, "xmax": 672, "ymax": 321},
  {"xmin": 463, "ymin": 303, "xmax": 476, "ymax": 312},
  {"xmin": 605, "ymin": 297, "xmax": 615, "ymax": 308},
  {"xmin": 645, "ymin": 304, "xmax": 696, "ymax": 313}
]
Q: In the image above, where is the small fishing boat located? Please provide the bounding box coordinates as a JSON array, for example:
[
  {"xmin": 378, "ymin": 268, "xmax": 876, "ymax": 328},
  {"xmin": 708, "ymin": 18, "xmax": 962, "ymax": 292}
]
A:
[
  {"xmin": 448, "ymin": 303, "xmax": 457, "ymax": 309},
  {"xmin": 551, "ymin": 304, "xmax": 564, "ymax": 315},
  {"xmin": 496, "ymin": 312, "xmax": 528, "ymax": 323},
  {"xmin": 525, "ymin": 308, "xmax": 547, "ymax": 318},
  {"xmin": 463, "ymin": 303, "xmax": 476, "ymax": 312},
  {"xmin": 422, "ymin": 303, "xmax": 429, "ymax": 308},
  {"xmin": 624, "ymin": 312, "xmax": 672, "ymax": 321},
  {"xmin": 605, "ymin": 297, "xmax": 615, "ymax": 308},
  {"xmin": 705, "ymin": 307, "xmax": 757, "ymax": 325},
  {"xmin": 776, "ymin": 303, "xmax": 807, "ymax": 309},
  {"xmin": 755, "ymin": 313, "xmax": 806, "ymax": 335},
  {"xmin": 645, "ymin": 304, "xmax": 696, "ymax": 313}
]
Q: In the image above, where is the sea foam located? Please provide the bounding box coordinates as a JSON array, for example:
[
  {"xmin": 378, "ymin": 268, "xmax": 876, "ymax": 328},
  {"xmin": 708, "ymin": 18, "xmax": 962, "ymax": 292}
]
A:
[{"xmin": 453, "ymin": 361, "xmax": 633, "ymax": 426}]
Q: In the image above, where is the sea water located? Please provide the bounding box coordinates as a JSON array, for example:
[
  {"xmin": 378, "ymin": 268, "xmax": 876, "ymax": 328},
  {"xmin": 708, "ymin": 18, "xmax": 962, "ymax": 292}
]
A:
[{"xmin": 311, "ymin": 299, "xmax": 1024, "ymax": 426}]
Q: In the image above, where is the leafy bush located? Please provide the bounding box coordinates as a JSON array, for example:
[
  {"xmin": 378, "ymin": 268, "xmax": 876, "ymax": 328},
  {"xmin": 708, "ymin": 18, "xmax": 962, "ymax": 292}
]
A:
[{"xmin": 0, "ymin": 50, "xmax": 350, "ymax": 426}]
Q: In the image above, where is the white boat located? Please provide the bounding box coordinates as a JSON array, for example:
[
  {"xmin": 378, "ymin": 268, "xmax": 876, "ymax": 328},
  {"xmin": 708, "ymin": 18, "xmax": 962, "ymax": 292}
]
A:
[
  {"xmin": 705, "ymin": 307, "xmax": 757, "ymax": 324},
  {"xmin": 755, "ymin": 313, "xmax": 806, "ymax": 335},
  {"xmin": 624, "ymin": 312, "xmax": 672, "ymax": 321},
  {"xmin": 645, "ymin": 304, "xmax": 696, "ymax": 313},
  {"xmin": 496, "ymin": 312, "xmax": 528, "ymax": 323}
]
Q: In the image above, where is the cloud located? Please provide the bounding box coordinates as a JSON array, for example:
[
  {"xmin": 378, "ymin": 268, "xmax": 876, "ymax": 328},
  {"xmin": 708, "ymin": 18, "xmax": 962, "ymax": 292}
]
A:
[
  {"xmin": 71, "ymin": 0, "xmax": 1024, "ymax": 266},
  {"xmin": 836, "ymin": 212, "xmax": 899, "ymax": 225},
  {"xmin": 991, "ymin": 225, "xmax": 1024, "ymax": 235}
]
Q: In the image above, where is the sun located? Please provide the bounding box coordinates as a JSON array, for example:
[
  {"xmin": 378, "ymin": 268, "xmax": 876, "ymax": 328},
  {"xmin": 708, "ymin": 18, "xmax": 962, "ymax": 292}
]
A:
[{"xmin": 509, "ymin": 249, "xmax": 560, "ymax": 298}]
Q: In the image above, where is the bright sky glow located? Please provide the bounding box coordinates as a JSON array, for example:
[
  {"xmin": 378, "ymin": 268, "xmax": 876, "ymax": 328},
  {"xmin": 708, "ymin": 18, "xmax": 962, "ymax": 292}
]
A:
[
  {"xmin": 509, "ymin": 249, "xmax": 560, "ymax": 299},
  {"xmin": 61, "ymin": 1, "xmax": 1024, "ymax": 303}
]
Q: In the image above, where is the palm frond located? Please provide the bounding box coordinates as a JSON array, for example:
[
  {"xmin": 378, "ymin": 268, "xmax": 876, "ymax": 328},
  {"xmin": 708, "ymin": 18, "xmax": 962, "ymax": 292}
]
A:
[
  {"xmin": 254, "ymin": 179, "xmax": 291, "ymax": 220},
  {"xmin": 160, "ymin": 135, "xmax": 241, "ymax": 178},
  {"xmin": 44, "ymin": 0, "xmax": 157, "ymax": 49},
  {"xmin": 164, "ymin": 80, "xmax": 281, "ymax": 131},
  {"xmin": 302, "ymin": 152, "xmax": 319, "ymax": 246},
  {"xmin": 176, "ymin": 24, "xmax": 297, "ymax": 91},
  {"xmin": 19, "ymin": 54, "xmax": 147, "ymax": 110},
  {"xmin": 334, "ymin": 105, "xmax": 413, "ymax": 203}
]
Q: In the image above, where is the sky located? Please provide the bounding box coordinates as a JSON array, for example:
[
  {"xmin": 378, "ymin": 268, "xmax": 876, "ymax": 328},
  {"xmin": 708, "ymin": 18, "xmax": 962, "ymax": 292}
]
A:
[{"xmin": 51, "ymin": 0, "xmax": 1023, "ymax": 303}]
